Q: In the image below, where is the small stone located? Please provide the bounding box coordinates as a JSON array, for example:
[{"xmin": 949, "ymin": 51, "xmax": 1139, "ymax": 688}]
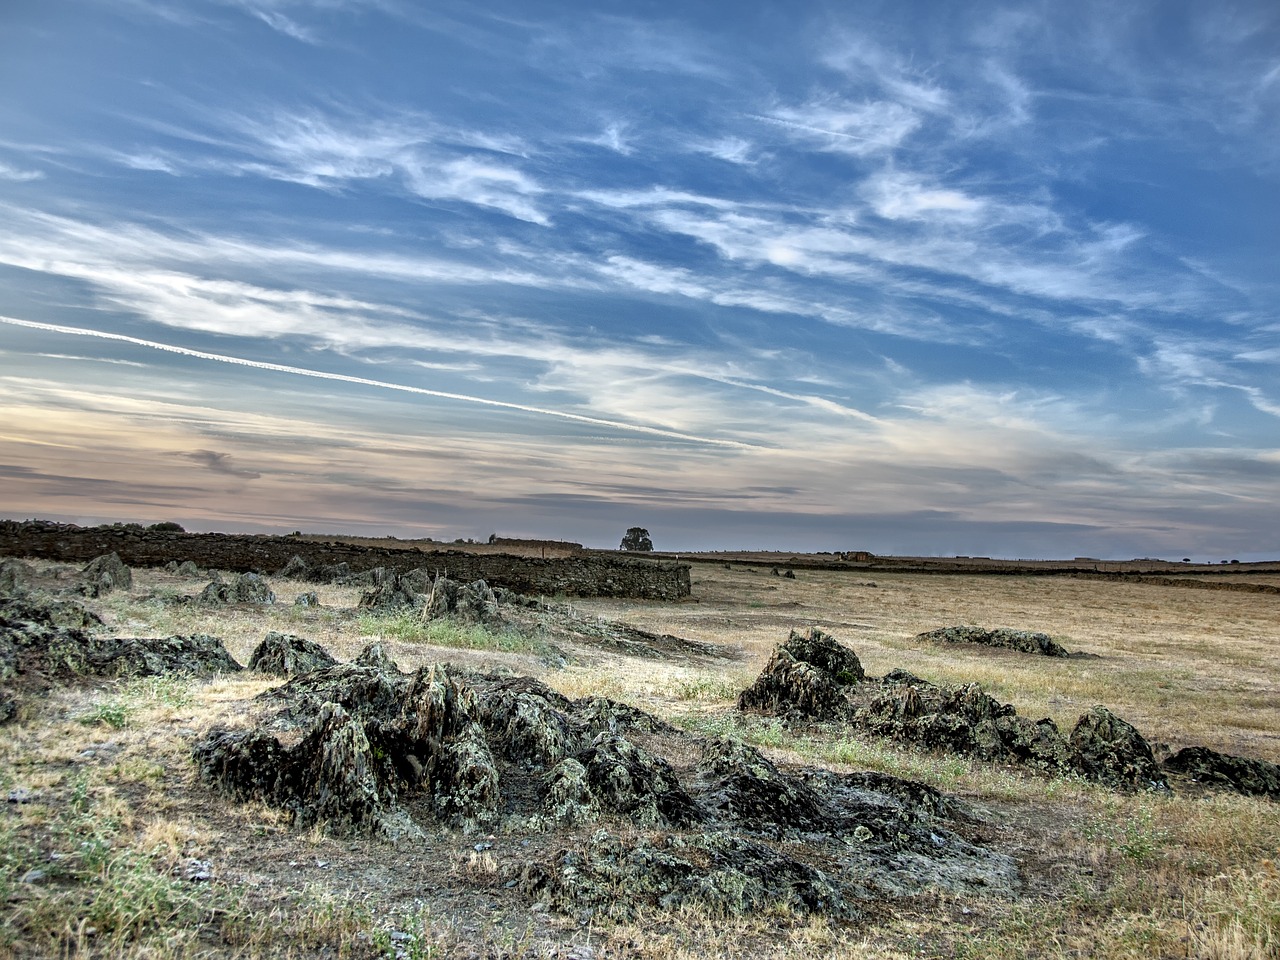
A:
[{"xmin": 20, "ymin": 868, "xmax": 47, "ymax": 884}]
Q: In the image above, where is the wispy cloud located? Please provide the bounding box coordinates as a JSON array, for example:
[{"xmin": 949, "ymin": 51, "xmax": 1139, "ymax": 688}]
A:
[{"xmin": 0, "ymin": 162, "xmax": 44, "ymax": 182}]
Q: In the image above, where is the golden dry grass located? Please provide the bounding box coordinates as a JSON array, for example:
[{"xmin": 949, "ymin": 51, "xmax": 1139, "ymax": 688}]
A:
[{"xmin": 2, "ymin": 559, "xmax": 1278, "ymax": 959}]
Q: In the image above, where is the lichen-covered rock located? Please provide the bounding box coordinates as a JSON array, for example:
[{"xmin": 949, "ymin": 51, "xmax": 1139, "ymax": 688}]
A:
[
  {"xmin": 851, "ymin": 682, "xmax": 1074, "ymax": 774},
  {"xmin": 309, "ymin": 562, "xmax": 352, "ymax": 584},
  {"xmin": 352, "ymin": 642, "xmax": 399, "ymax": 673},
  {"xmin": 80, "ymin": 552, "xmax": 132, "ymax": 597},
  {"xmin": 916, "ymin": 626, "xmax": 1071, "ymax": 658},
  {"xmin": 780, "ymin": 627, "xmax": 865, "ymax": 683},
  {"xmin": 195, "ymin": 648, "xmax": 1020, "ymax": 918},
  {"xmin": 695, "ymin": 738, "xmax": 825, "ymax": 833},
  {"xmin": 357, "ymin": 573, "xmax": 421, "ymax": 613},
  {"xmin": 420, "ymin": 576, "xmax": 500, "ymax": 623},
  {"xmin": 580, "ymin": 732, "xmax": 701, "ymax": 827},
  {"xmin": 70, "ymin": 633, "xmax": 242, "ymax": 679},
  {"xmin": 294, "ymin": 591, "xmax": 320, "ymax": 607},
  {"xmin": 738, "ymin": 648, "xmax": 852, "ymax": 721},
  {"xmin": 175, "ymin": 560, "xmax": 200, "ymax": 577},
  {"xmin": 278, "ymin": 555, "xmax": 310, "ymax": 579},
  {"xmin": 516, "ymin": 830, "xmax": 852, "ymax": 920},
  {"xmin": 194, "ymin": 702, "xmax": 414, "ymax": 839},
  {"xmin": 199, "ymin": 573, "xmax": 275, "ymax": 605},
  {"xmin": 1162, "ymin": 746, "xmax": 1280, "ymax": 800},
  {"xmin": 2, "ymin": 592, "xmax": 237, "ymax": 715},
  {"xmin": 1069, "ymin": 706, "xmax": 1167, "ymax": 791},
  {"xmin": 0, "ymin": 558, "xmax": 34, "ymax": 596},
  {"xmin": 248, "ymin": 632, "xmax": 337, "ymax": 677}
]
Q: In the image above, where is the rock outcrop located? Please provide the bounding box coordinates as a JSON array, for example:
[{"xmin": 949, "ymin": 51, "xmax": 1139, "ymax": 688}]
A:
[
  {"xmin": 916, "ymin": 625, "xmax": 1072, "ymax": 658},
  {"xmin": 194, "ymin": 653, "xmax": 1019, "ymax": 918}
]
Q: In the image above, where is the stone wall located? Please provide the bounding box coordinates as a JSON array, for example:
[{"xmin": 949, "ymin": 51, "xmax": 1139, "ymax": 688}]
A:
[{"xmin": 0, "ymin": 521, "xmax": 690, "ymax": 600}]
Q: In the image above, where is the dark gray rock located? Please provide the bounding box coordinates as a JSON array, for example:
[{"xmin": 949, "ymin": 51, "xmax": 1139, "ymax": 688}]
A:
[
  {"xmin": 80, "ymin": 552, "xmax": 132, "ymax": 597},
  {"xmin": 199, "ymin": 573, "xmax": 275, "ymax": 605},
  {"xmin": 1069, "ymin": 706, "xmax": 1167, "ymax": 791},
  {"xmin": 248, "ymin": 632, "xmax": 337, "ymax": 677},
  {"xmin": 916, "ymin": 625, "xmax": 1071, "ymax": 658},
  {"xmin": 1162, "ymin": 746, "xmax": 1280, "ymax": 800}
]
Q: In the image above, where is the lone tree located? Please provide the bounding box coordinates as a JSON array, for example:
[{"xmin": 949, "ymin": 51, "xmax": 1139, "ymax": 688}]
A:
[{"xmin": 620, "ymin": 526, "xmax": 654, "ymax": 552}]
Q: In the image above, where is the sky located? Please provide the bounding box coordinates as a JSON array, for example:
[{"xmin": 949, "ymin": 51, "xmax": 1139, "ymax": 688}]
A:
[{"xmin": 0, "ymin": 1, "xmax": 1277, "ymax": 560}]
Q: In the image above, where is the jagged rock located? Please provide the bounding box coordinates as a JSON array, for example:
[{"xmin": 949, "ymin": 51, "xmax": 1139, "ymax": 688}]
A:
[
  {"xmin": 199, "ymin": 573, "xmax": 275, "ymax": 605},
  {"xmin": 516, "ymin": 830, "xmax": 853, "ymax": 920},
  {"xmin": 852, "ymin": 682, "xmax": 1073, "ymax": 773},
  {"xmin": 780, "ymin": 627, "xmax": 865, "ymax": 683},
  {"xmin": 80, "ymin": 552, "xmax": 132, "ymax": 597},
  {"xmin": 72, "ymin": 634, "xmax": 242, "ymax": 678},
  {"xmin": 248, "ymin": 632, "xmax": 337, "ymax": 677},
  {"xmin": 176, "ymin": 560, "xmax": 200, "ymax": 577},
  {"xmin": 309, "ymin": 562, "xmax": 352, "ymax": 584},
  {"xmin": 352, "ymin": 642, "xmax": 400, "ymax": 673},
  {"xmin": 738, "ymin": 648, "xmax": 851, "ymax": 722},
  {"xmin": 695, "ymin": 738, "xmax": 824, "ymax": 833},
  {"xmin": 0, "ymin": 558, "xmax": 34, "ymax": 596},
  {"xmin": 916, "ymin": 626, "xmax": 1071, "ymax": 658},
  {"xmin": 194, "ymin": 652, "xmax": 1017, "ymax": 916},
  {"xmin": 3, "ymin": 595, "xmax": 212, "ymax": 720},
  {"xmin": 580, "ymin": 732, "xmax": 701, "ymax": 827},
  {"xmin": 1069, "ymin": 706, "xmax": 1167, "ymax": 791},
  {"xmin": 421, "ymin": 576, "xmax": 499, "ymax": 623},
  {"xmin": 783, "ymin": 569, "xmax": 796, "ymax": 579},
  {"xmin": 357, "ymin": 573, "xmax": 421, "ymax": 613},
  {"xmin": 195, "ymin": 702, "xmax": 414, "ymax": 840},
  {"xmin": 278, "ymin": 555, "xmax": 310, "ymax": 579},
  {"xmin": 1163, "ymin": 746, "xmax": 1280, "ymax": 800},
  {"xmin": 294, "ymin": 591, "xmax": 320, "ymax": 607}
]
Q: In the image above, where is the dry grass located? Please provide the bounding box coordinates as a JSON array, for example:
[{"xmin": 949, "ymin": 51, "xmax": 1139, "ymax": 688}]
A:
[{"xmin": 2, "ymin": 559, "xmax": 1278, "ymax": 958}]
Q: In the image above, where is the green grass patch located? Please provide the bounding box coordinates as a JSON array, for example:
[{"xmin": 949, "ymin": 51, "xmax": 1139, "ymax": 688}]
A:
[
  {"xmin": 77, "ymin": 675, "xmax": 195, "ymax": 729},
  {"xmin": 357, "ymin": 611, "xmax": 547, "ymax": 656}
]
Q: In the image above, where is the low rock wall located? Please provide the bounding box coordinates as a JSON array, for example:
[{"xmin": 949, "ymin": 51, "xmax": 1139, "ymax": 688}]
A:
[{"xmin": 0, "ymin": 521, "xmax": 690, "ymax": 600}]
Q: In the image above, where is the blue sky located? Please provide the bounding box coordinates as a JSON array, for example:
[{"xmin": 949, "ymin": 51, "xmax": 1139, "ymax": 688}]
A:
[{"xmin": 1, "ymin": 0, "xmax": 1277, "ymax": 559}]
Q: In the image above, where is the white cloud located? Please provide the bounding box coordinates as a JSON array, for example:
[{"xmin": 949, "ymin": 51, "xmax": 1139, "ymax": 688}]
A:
[
  {"xmin": 861, "ymin": 171, "xmax": 984, "ymax": 221},
  {"xmin": 0, "ymin": 162, "xmax": 44, "ymax": 182}
]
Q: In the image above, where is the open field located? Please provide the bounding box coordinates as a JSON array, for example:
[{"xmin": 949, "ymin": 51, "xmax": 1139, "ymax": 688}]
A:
[{"xmin": 2, "ymin": 558, "xmax": 1278, "ymax": 959}]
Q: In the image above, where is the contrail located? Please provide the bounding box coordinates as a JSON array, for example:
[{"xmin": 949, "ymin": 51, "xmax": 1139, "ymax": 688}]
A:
[{"xmin": 0, "ymin": 316, "xmax": 756, "ymax": 448}]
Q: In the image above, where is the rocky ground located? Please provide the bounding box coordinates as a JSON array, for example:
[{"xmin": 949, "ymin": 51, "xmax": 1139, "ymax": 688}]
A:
[{"xmin": 2, "ymin": 552, "xmax": 1278, "ymax": 959}]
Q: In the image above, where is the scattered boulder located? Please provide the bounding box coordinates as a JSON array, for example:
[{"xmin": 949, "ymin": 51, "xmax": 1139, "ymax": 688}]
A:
[
  {"xmin": 737, "ymin": 629, "xmax": 863, "ymax": 722},
  {"xmin": 248, "ymin": 632, "xmax": 337, "ymax": 677},
  {"xmin": 916, "ymin": 626, "xmax": 1071, "ymax": 658},
  {"xmin": 737, "ymin": 648, "xmax": 850, "ymax": 722},
  {"xmin": 357, "ymin": 573, "xmax": 421, "ymax": 613},
  {"xmin": 199, "ymin": 573, "xmax": 275, "ymax": 605},
  {"xmin": 64, "ymin": 633, "xmax": 242, "ymax": 679},
  {"xmin": 782, "ymin": 627, "xmax": 865, "ymax": 683},
  {"xmin": 294, "ymin": 591, "xmax": 320, "ymax": 607},
  {"xmin": 2, "ymin": 592, "xmax": 241, "ymax": 720},
  {"xmin": 352, "ymin": 642, "xmax": 400, "ymax": 673},
  {"xmin": 1068, "ymin": 707, "xmax": 1167, "ymax": 791},
  {"xmin": 175, "ymin": 560, "xmax": 200, "ymax": 577},
  {"xmin": 80, "ymin": 553, "xmax": 133, "ymax": 597},
  {"xmin": 308, "ymin": 562, "xmax": 352, "ymax": 584},
  {"xmin": 278, "ymin": 555, "xmax": 310, "ymax": 579},
  {"xmin": 1162, "ymin": 747, "xmax": 1280, "ymax": 800}
]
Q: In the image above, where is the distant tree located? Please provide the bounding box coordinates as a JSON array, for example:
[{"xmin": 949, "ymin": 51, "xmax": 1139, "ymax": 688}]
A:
[
  {"xmin": 488, "ymin": 533, "xmax": 498, "ymax": 544},
  {"xmin": 148, "ymin": 521, "xmax": 185, "ymax": 532},
  {"xmin": 620, "ymin": 526, "xmax": 654, "ymax": 552}
]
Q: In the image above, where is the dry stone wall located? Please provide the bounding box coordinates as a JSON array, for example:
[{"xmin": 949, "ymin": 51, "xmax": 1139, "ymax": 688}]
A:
[{"xmin": 0, "ymin": 521, "xmax": 689, "ymax": 600}]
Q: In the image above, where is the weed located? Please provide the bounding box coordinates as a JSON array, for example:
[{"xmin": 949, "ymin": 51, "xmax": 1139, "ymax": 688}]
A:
[{"xmin": 357, "ymin": 611, "xmax": 547, "ymax": 656}]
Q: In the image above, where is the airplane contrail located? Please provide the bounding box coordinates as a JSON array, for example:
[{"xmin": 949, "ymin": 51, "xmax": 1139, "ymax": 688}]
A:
[{"xmin": 0, "ymin": 316, "xmax": 756, "ymax": 448}]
